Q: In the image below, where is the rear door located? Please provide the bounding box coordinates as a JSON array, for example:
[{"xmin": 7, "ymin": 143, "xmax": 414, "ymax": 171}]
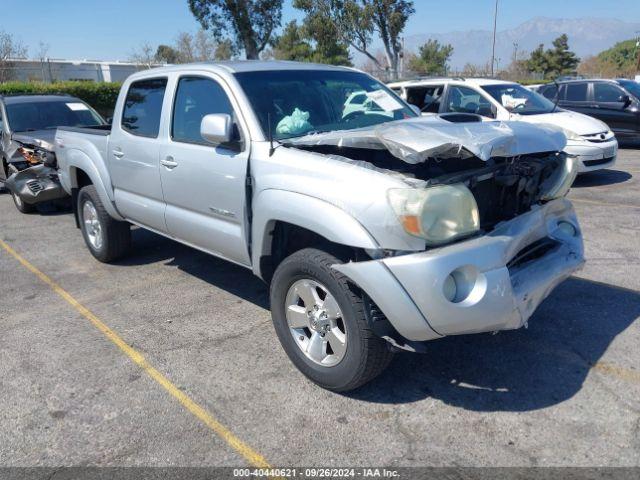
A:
[
  {"xmin": 592, "ymin": 81, "xmax": 637, "ymax": 136},
  {"xmin": 159, "ymin": 73, "xmax": 251, "ymax": 266},
  {"xmin": 558, "ymin": 82, "xmax": 592, "ymax": 116},
  {"xmin": 109, "ymin": 77, "xmax": 169, "ymax": 233}
]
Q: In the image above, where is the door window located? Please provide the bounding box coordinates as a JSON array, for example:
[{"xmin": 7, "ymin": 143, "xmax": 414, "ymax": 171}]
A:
[
  {"xmin": 540, "ymin": 84, "xmax": 558, "ymax": 100},
  {"xmin": 172, "ymin": 76, "xmax": 235, "ymax": 145},
  {"xmin": 445, "ymin": 86, "xmax": 494, "ymax": 117},
  {"xmin": 121, "ymin": 78, "xmax": 168, "ymax": 137},
  {"xmin": 565, "ymin": 83, "xmax": 588, "ymax": 102},
  {"xmin": 593, "ymin": 83, "xmax": 625, "ymax": 103}
]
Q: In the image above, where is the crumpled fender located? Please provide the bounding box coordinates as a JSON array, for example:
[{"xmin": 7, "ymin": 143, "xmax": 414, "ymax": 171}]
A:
[{"xmin": 251, "ymin": 189, "xmax": 380, "ymax": 279}]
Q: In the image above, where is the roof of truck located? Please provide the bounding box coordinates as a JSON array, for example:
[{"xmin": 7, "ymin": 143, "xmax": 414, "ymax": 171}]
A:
[{"xmin": 132, "ymin": 60, "xmax": 357, "ymax": 77}]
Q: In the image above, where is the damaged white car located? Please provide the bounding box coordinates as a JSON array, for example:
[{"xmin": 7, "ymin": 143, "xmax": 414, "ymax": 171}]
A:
[{"xmin": 16, "ymin": 62, "xmax": 584, "ymax": 391}]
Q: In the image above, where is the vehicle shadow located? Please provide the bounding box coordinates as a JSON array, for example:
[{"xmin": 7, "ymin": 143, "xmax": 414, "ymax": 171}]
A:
[
  {"xmin": 572, "ymin": 169, "xmax": 632, "ymax": 188},
  {"xmin": 349, "ymin": 277, "xmax": 640, "ymax": 411},
  {"xmin": 114, "ymin": 227, "xmax": 270, "ymax": 309},
  {"xmin": 116, "ymin": 228, "xmax": 640, "ymax": 412}
]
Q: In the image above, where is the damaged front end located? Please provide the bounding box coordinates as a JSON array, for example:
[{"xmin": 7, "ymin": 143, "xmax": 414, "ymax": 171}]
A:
[
  {"xmin": 285, "ymin": 116, "xmax": 583, "ymax": 345},
  {"xmin": 286, "ymin": 116, "xmax": 576, "ymax": 246},
  {"xmin": 4, "ymin": 134, "xmax": 67, "ymax": 206}
]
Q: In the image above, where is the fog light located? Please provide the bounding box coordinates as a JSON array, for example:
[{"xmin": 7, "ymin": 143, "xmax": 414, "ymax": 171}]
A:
[
  {"xmin": 557, "ymin": 221, "xmax": 577, "ymax": 237},
  {"xmin": 443, "ymin": 274, "xmax": 457, "ymax": 302}
]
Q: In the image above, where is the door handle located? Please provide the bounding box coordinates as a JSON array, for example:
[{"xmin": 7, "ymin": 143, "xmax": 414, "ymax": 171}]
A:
[
  {"xmin": 113, "ymin": 149, "xmax": 125, "ymax": 159},
  {"xmin": 160, "ymin": 157, "xmax": 178, "ymax": 169}
]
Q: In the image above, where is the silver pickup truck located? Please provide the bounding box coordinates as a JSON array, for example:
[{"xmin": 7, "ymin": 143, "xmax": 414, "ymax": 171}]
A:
[{"xmin": 44, "ymin": 61, "xmax": 584, "ymax": 391}]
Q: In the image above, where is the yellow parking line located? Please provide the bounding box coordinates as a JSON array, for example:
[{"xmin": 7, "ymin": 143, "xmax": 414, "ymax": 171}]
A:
[
  {"xmin": 593, "ymin": 362, "xmax": 640, "ymax": 383},
  {"xmin": 0, "ymin": 239, "xmax": 271, "ymax": 469}
]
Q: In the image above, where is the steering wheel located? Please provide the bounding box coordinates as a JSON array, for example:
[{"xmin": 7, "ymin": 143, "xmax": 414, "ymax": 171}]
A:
[
  {"xmin": 512, "ymin": 102, "xmax": 528, "ymax": 111},
  {"xmin": 343, "ymin": 110, "xmax": 367, "ymax": 123}
]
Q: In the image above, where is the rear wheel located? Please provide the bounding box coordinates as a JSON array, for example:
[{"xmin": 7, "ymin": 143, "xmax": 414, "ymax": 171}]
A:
[
  {"xmin": 270, "ymin": 248, "xmax": 393, "ymax": 392},
  {"xmin": 11, "ymin": 190, "xmax": 36, "ymax": 214},
  {"xmin": 78, "ymin": 185, "xmax": 131, "ymax": 262}
]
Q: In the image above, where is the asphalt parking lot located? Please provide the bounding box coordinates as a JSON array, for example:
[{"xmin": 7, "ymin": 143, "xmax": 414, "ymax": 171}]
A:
[{"xmin": 1, "ymin": 149, "xmax": 639, "ymax": 468}]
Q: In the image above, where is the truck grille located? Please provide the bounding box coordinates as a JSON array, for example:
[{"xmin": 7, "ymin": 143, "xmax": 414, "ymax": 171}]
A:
[{"xmin": 465, "ymin": 155, "xmax": 562, "ymax": 230}]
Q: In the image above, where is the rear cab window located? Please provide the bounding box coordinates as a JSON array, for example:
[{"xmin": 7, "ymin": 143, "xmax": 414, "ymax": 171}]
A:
[{"xmin": 121, "ymin": 78, "xmax": 168, "ymax": 138}]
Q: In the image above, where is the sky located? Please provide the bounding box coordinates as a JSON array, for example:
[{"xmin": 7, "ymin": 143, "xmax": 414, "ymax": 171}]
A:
[{"xmin": 1, "ymin": 0, "xmax": 639, "ymax": 61}]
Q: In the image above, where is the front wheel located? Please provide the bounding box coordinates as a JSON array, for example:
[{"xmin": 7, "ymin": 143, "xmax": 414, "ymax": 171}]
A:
[
  {"xmin": 270, "ymin": 248, "xmax": 393, "ymax": 392},
  {"xmin": 78, "ymin": 185, "xmax": 131, "ymax": 263},
  {"xmin": 11, "ymin": 191, "xmax": 36, "ymax": 214}
]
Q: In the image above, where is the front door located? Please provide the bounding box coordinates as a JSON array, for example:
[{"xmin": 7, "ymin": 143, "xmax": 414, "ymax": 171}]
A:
[
  {"xmin": 592, "ymin": 82, "xmax": 637, "ymax": 137},
  {"xmin": 109, "ymin": 77, "xmax": 169, "ymax": 233},
  {"xmin": 159, "ymin": 74, "xmax": 251, "ymax": 266}
]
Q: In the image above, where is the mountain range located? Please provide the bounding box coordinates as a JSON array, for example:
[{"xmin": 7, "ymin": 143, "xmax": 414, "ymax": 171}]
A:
[{"xmin": 368, "ymin": 17, "xmax": 640, "ymax": 70}]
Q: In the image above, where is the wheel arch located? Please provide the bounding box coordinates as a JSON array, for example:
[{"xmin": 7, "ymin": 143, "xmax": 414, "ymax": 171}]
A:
[{"xmin": 251, "ymin": 189, "xmax": 380, "ymax": 282}]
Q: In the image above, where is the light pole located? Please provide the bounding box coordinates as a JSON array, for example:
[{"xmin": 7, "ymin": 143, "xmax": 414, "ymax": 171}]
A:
[{"xmin": 490, "ymin": 0, "xmax": 499, "ymax": 76}]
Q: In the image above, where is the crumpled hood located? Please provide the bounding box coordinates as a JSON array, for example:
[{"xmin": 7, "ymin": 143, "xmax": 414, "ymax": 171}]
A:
[
  {"xmin": 11, "ymin": 130, "xmax": 57, "ymax": 152},
  {"xmin": 515, "ymin": 110, "xmax": 610, "ymax": 136},
  {"xmin": 285, "ymin": 116, "xmax": 567, "ymax": 164}
]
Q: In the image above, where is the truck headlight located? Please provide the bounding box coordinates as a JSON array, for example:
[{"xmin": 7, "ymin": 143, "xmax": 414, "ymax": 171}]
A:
[
  {"xmin": 388, "ymin": 184, "xmax": 480, "ymax": 245},
  {"xmin": 541, "ymin": 155, "xmax": 579, "ymax": 201}
]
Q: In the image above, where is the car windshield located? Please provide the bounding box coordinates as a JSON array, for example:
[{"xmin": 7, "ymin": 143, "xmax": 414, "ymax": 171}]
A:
[
  {"xmin": 234, "ymin": 70, "xmax": 417, "ymax": 140},
  {"xmin": 6, "ymin": 99, "xmax": 104, "ymax": 132},
  {"xmin": 481, "ymin": 84, "xmax": 557, "ymax": 115},
  {"xmin": 618, "ymin": 80, "xmax": 640, "ymax": 100}
]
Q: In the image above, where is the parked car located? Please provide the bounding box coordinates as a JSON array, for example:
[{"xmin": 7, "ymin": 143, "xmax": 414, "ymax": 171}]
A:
[
  {"xmin": 14, "ymin": 62, "xmax": 584, "ymax": 391},
  {"xmin": 389, "ymin": 78, "xmax": 618, "ymax": 173},
  {"xmin": 0, "ymin": 94, "xmax": 106, "ymax": 212},
  {"xmin": 537, "ymin": 79, "xmax": 640, "ymax": 143}
]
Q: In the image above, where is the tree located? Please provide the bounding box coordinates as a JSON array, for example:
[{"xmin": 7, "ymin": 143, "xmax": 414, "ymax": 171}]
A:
[
  {"xmin": 272, "ymin": 21, "xmax": 314, "ymax": 62},
  {"xmin": 525, "ymin": 35, "xmax": 579, "ymax": 79},
  {"xmin": 129, "ymin": 43, "xmax": 156, "ymax": 68},
  {"xmin": 598, "ymin": 40, "xmax": 638, "ymax": 76},
  {"xmin": 0, "ymin": 30, "xmax": 27, "ymax": 82},
  {"xmin": 293, "ymin": 0, "xmax": 413, "ymax": 79},
  {"xmin": 272, "ymin": 19, "xmax": 351, "ymax": 65},
  {"xmin": 155, "ymin": 45, "xmax": 181, "ymax": 64},
  {"xmin": 526, "ymin": 44, "xmax": 549, "ymax": 76},
  {"xmin": 188, "ymin": 0, "xmax": 283, "ymax": 60},
  {"xmin": 546, "ymin": 34, "xmax": 579, "ymax": 77},
  {"xmin": 407, "ymin": 39, "xmax": 453, "ymax": 75}
]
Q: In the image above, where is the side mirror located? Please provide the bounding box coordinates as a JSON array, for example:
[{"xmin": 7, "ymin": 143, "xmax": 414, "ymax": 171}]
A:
[
  {"xmin": 105, "ymin": 116, "xmax": 113, "ymax": 125},
  {"xmin": 618, "ymin": 94, "xmax": 631, "ymax": 107},
  {"xmin": 200, "ymin": 113, "xmax": 232, "ymax": 144}
]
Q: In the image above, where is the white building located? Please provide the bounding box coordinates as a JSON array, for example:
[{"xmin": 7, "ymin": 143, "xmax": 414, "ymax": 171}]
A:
[{"xmin": 5, "ymin": 58, "xmax": 165, "ymax": 83}]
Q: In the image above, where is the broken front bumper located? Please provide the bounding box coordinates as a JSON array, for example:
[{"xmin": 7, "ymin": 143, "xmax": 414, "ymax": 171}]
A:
[
  {"xmin": 334, "ymin": 198, "xmax": 584, "ymax": 342},
  {"xmin": 5, "ymin": 164, "xmax": 68, "ymax": 205}
]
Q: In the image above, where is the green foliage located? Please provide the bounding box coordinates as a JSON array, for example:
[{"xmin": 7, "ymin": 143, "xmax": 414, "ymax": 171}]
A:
[
  {"xmin": 272, "ymin": 19, "xmax": 351, "ymax": 65},
  {"xmin": 408, "ymin": 39, "xmax": 453, "ymax": 75},
  {"xmin": 293, "ymin": 0, "xmax": 413, "ymax": 78},
  {"xmin": 155, "ymin": 45, "xmax": 181, "ymax": 63},
  {"xmin": 598, "ymin": 38, "xmax": 638, "ymax": 71},
  {"xmin": 526, "ymin": 34, "xmax": 579, "ymax": 79},
  {"xmin": 0, "ymin": 81, "xmax": 121, "ymax": 117},
  {"xmin": 188, "ymin": 0, "xmax": 283, "ymax": 59}
]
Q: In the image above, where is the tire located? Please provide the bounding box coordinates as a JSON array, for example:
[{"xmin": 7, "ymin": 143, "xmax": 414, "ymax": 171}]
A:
[
  {"xmin": 78, "ymin": 185, "xmax": 131, "ymax": 263},
  {"xmin": 11, "ymin": 190, "xmax": 36, "ymax": 214},
  {"xmin": 270, "ymin": 248, "xmax": 393, "ymax": 392}
]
